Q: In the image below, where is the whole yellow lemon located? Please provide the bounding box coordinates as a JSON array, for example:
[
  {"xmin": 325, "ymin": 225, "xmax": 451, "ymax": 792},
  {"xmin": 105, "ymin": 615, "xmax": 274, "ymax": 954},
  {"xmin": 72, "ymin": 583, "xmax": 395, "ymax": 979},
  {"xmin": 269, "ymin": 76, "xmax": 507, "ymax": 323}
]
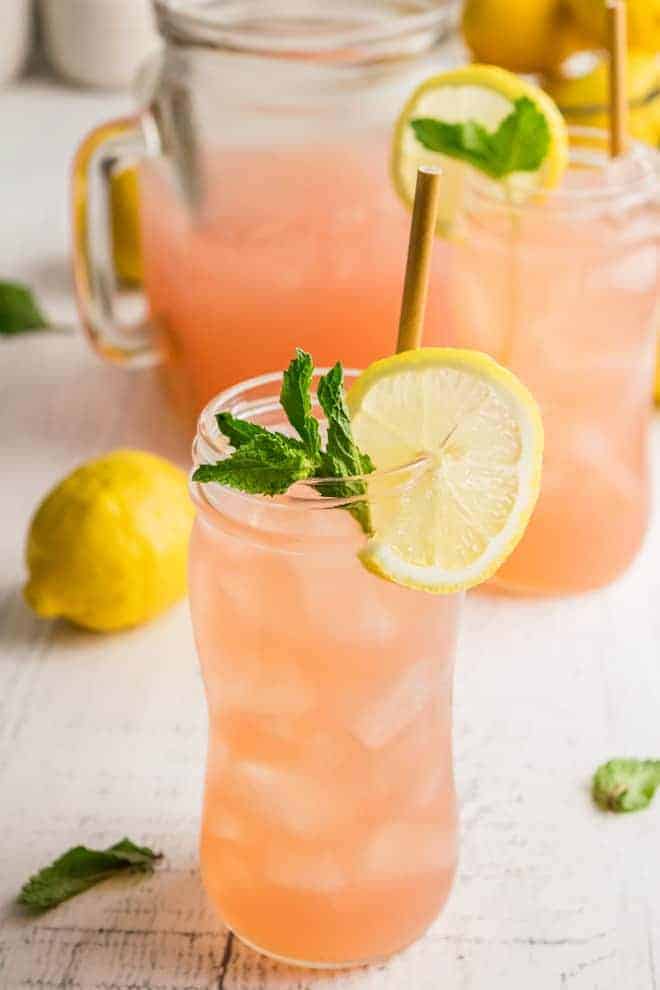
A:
[
  {"xmin": 545, "ymin": 52, "xmax": 660, "ymax": 147},
  {"xmin": 462, "ymin": 0, "xmax": 588, "ymax": 73},
  {"xmin": 24, "ymin": 451, "xmax": 194, "ymax": 632},
  {"xmin": 111, "ymin": 167, "xmax": 143, "ymax": 285},
  {"xmin": 566, "ymin": 0, "xmax": 660, "ymax": 51}
]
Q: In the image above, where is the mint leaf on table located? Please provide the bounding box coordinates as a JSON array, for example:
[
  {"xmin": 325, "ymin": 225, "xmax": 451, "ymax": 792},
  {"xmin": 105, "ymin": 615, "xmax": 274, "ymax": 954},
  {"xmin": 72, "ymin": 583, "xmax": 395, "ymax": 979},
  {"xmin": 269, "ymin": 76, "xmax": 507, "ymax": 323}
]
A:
[
  {"xmin": 411, "ymin": 96, "xmax": 550, "ymax": 180},
  {"xmin": 18, "ymin": 838, "xmax": 162, "ymax": 912},
  {"xmin": 316, "ymin": 362, "xmax": 374, "ymax": 534},
  {"xmin": 0, "ymin": 281, "xmax": 49, "ymax": 335},
  {"xmin": 193, "ymin": 431, "xmax": 317, "ymax": 495},
  {"xmin": 280, "ymin": 348, "xmax": 321, "ymax": 458},
  {"xmin": 592, "ymin": 759, "xmax": 660, "ymax": 813}
]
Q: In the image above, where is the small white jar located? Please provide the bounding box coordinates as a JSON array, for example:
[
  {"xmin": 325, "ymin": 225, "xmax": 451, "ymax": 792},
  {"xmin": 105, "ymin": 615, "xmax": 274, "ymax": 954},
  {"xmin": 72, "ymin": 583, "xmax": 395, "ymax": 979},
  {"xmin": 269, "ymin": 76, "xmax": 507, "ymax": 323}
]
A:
[
  {"xmin": 0, "ymin": 0, "xmax": 31, "ymax": 87},
  {"xmin": 40, "ymin": 0, "xmax": 160, "ymax": 90}
]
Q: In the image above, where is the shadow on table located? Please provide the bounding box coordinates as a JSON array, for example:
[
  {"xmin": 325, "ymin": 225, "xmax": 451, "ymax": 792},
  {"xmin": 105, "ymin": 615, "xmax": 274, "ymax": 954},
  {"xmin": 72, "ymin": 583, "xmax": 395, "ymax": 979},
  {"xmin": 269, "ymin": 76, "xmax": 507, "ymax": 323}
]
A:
[
  {"xmin": 0, "ymin": 588, "xmax": 53, "ymax": 653},
  {"xmin": 0, "ymin": 586, "xmax": 192, "ymax": 655}
]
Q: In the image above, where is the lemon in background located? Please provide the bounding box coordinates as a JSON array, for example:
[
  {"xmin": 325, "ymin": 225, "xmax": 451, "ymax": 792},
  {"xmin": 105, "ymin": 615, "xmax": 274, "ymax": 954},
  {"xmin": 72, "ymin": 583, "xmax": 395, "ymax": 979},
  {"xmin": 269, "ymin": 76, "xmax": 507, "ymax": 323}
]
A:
[
  {"xmin": 544, "ymin": 52, "xmax": 660, "ymax": 147},
  {"xmin": 111, "ymin": 167, "xmax": 143, "ymax": 285},
  {"xmin": 24, "ymin": 451, "xmax": 194, "ymax": 632},
  {"xmin": 565, "ymin": 0, "xmax": 660, "ymax": 52},
  {"xmin": 461, "ymin": 0, "xmax": 590, "ymax": 74}
]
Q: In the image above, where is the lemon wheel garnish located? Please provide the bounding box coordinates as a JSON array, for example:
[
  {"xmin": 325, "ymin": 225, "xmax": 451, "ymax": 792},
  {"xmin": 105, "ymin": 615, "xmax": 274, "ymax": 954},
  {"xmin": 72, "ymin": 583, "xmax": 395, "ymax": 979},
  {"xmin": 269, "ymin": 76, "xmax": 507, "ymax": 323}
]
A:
[
  {"xmin": 348, "ymin": 349, "xmax": 544, "ymax": 593},
  {"xmin": 391, "ymin": 64, "xmax": 569, "ymax": 236}
]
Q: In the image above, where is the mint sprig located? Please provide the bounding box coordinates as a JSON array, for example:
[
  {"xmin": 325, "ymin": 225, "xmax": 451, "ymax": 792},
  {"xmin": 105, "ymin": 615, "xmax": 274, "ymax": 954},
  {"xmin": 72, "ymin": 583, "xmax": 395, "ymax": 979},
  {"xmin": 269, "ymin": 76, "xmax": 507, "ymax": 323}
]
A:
[
  {"xmin": 411, "ymin": 96, "xmax": 550, "ymax": 180},
  {"xmin": 18, "ymin": 838, "xmax": 162, "ymax": 912},
  {"xmin": 0, "ymin": 280, "xmax": 49, "ymax": 335},
  {"xmin": 592, "ymin": 759, "xmax": 660, "ymax": 814},
  {"xmin": 215, "ymin": 412, "xmax": 271, "ymax": 449},
  {"xmin": 193, "ymin": 349, "xmax": 374, "ymax": 532},
  {"xmin": 281, "ymin": 348, "xmax": 321, "ymax": 457},
  {"xmin": 316, "ymin": 362, "xmax": 374, "ymax": 533},
  {"xmin": 194, "ymin": 431, "xmax": 317, "ymax": 496}
]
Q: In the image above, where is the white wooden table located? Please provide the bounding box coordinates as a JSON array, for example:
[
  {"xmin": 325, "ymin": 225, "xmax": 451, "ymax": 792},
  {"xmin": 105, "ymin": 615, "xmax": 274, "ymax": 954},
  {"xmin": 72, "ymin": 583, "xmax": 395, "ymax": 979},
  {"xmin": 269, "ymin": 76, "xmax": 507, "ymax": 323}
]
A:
[{"xmin": 1, "ymin": 81, "xmax": 659, "ymax": 990}]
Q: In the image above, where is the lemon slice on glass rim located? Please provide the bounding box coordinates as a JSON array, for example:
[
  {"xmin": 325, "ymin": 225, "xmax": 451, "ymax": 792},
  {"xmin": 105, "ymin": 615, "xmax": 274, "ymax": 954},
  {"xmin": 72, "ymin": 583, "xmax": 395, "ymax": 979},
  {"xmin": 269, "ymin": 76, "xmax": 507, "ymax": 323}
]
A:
[
  {"xmin": 391, "ymin": 64, "xmax": 569, "ymax": 235},
  {"xmin": 348, "ymin": 348, "xmax": 543, "ymax": 594}
]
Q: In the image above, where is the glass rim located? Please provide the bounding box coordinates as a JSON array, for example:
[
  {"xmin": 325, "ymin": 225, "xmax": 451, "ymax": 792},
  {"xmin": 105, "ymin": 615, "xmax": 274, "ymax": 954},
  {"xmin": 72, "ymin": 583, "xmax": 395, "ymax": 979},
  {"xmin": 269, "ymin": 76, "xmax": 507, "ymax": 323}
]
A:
[
  {"xmin": 190, "ymin": 368, "xmax": 430, "ymax": 517},
  {"xmin": 556, "ymin": 85, "xmax": 660, "ymax": 117},
  {"xmin": 153, "ymin": 0, "xmax": 456, "ymax": 59},
  {"xmin": 464, "ymin": 126, "xmax": 659, "ymax": 212}
]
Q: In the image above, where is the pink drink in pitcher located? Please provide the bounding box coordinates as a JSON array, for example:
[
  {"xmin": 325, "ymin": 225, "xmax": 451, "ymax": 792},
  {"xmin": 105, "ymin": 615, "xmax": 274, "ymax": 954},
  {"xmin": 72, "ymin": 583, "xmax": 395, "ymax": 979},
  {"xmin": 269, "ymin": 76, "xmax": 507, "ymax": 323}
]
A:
[
  {"xmin": 72, "ymin": 2, "xmax": 459, "ymax": 419},
  {"xmin": 139, "ymin": 141, "xmax": 452, "ymax": 414}
]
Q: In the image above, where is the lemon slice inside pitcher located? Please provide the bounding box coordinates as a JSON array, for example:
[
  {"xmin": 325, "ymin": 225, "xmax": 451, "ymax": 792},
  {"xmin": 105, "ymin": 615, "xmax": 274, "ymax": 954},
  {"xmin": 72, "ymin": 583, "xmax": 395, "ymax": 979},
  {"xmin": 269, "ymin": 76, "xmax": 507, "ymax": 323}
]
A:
[{"xmin": 348, "ymin": 349, "xmax": 544, "ymax": 593}]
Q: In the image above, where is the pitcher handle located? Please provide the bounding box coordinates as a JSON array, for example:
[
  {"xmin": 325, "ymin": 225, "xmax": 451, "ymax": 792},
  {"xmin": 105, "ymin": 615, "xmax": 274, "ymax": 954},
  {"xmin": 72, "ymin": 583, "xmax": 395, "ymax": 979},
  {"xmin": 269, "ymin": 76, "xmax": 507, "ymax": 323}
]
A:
[{"xmin": 72, "ymin": 115, "xmax": 161, "ymax": 367}]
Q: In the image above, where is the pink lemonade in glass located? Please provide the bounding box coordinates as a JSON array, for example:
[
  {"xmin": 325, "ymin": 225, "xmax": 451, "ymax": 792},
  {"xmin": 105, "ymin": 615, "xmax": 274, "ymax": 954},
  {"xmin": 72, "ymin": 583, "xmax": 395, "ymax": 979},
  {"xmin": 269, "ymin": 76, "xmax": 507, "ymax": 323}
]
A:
[
  {"xmin": 188, "ymin": 372, "xmax": 460, "ymax": 966},
  {"xmin": 449, "ymin": 132, "xmax": 659, "ymax": 594}
]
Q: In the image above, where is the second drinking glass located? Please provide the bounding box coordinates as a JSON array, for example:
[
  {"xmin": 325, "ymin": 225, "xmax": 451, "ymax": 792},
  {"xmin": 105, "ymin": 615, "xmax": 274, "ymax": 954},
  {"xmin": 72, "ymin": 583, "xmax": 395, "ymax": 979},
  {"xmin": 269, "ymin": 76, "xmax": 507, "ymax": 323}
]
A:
[{"xmin": 449, "ymin": 130, "xmax": 659, "ymax": 594}]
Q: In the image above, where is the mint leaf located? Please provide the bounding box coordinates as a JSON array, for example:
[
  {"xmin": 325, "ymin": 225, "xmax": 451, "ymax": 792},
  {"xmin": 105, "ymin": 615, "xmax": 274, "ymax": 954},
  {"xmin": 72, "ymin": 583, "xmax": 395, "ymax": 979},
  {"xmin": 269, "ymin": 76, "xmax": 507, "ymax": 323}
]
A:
[
  {"xmin": 216, "ymin": 412, "xmax": 272, "ymax": 449},
  {"xmin": 193, "ymin": 432, "xmax": 316, "ymax": 495},
  {"xmin": 0, "ymin": 281, "xmax": 49, "ymax": 335},
  {"xmin": 196, "ymin": 350, "xmax": 374, "ymax": 531},
  {"xmin": 280, "ymin": 349, "xmax": 321, "ymax": 458},
  {"xmin": 316, "ymin": 362, "xmax": 374, "ymax": 534},
  {"xmin": 411, "ymin": 97, "xmax": 550, "ymax": 180},
  {"xmin": 411, "ymin": 118, "xmax": 496, "ymax": 173},
  {"xmin": 593, "ymin": 759, "xmax": 660, "ymax": 813},
  {"xmin": 18, "ymin": 838, "xmax": 162, "ymax": 912},
  {"xmin": 489, "ymin": 97, "xmax": 551, "ymax": 175}
]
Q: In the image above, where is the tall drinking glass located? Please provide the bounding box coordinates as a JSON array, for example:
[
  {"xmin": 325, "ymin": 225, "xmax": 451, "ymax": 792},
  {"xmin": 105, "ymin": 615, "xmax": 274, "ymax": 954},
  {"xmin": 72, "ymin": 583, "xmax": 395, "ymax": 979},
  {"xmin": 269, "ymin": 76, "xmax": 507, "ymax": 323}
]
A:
[
  {"xmin": 448, "ymin": 131, "xmax": 659, "ymax": 595},
  {"xmin": 188, "ymin": 371, "xmax": 461, "ymax": 966},
  {"xmin": 72, "ymin": 0, "xmax": 460, "ymax": 420}
]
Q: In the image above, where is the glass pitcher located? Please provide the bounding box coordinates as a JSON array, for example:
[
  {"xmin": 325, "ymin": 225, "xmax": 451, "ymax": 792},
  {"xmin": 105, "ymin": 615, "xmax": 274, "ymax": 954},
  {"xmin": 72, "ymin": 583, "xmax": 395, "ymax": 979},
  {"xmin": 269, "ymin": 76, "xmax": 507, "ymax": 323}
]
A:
[{"xmin": 72, "ymin": 0, "xmax": 460, "ymax": 420}]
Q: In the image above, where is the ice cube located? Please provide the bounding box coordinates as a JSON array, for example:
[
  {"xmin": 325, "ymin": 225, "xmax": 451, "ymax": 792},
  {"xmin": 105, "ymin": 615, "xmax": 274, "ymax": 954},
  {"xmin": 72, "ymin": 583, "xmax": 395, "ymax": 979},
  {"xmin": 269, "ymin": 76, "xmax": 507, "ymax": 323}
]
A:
[
  {"xmin": 367, "ymin": 699, "xmax": 452, "ymax": 810},
  {"xmin": 351, "ymin": 657, "xmax": 438, "ymax": 749},
  {"xmin": 303, "ymin": 728, "xmax": 362, "ymax": 775},
  {"xmin": 234, "ymin": 760, "xmax": 353, "ymax": 835},
  {"xmin": 205, "ymin": 650, "xmax": 316, "ymax": 717},
  {"xmin": 571, "ymin": 426, "xmax": 641, "ymax": 501},
  {"xmin": 205, "ymin": 810, "xmax": 243, "ymax": 842},
  {"xmin": 292, "ymin": 557, "xmax": 400, "ymax": 648},
  {"xmin": 412, "ymin": 757, "xmax": 450, "ymax": 809},
  {"xmin": 264, "ymin": 850, "xmax": 347, "ymax": 893},
  {"xmin": 587, "ymin": 247, "xmax": 657, "ymax": 293},
  {"xmin": 362, "ymin": 824, "xmax": 456, "ymax": 878}
]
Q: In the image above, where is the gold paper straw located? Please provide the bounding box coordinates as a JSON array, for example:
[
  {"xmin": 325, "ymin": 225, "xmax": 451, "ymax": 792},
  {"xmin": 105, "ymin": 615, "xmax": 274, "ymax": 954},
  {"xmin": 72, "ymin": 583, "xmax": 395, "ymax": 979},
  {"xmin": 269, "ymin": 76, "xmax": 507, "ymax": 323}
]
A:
[
  {"xmin": 396, "ymin": 166, "xmax": 442, "ymax": 354},
  {"xmin": 606, "ymin": 0, "xmax": 628, "ymax": 158}
]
